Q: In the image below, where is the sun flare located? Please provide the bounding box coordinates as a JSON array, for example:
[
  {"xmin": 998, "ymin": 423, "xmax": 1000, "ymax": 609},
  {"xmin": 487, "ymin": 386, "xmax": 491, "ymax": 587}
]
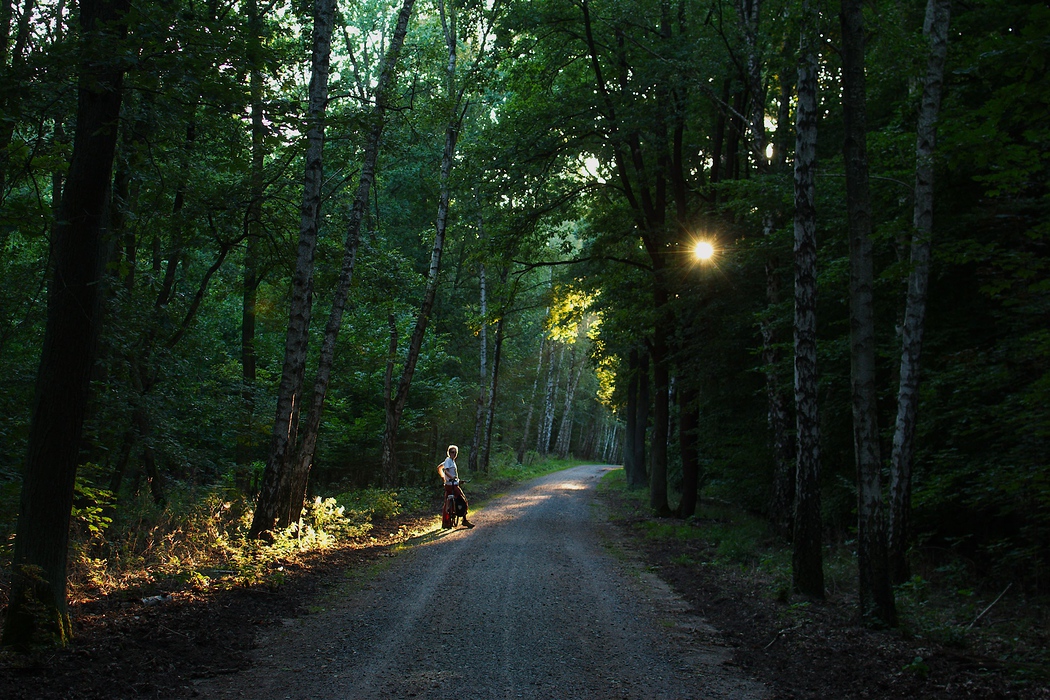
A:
[{"xmin": 694, "ymin": 240, "xmax": 715, "ymax": 260}]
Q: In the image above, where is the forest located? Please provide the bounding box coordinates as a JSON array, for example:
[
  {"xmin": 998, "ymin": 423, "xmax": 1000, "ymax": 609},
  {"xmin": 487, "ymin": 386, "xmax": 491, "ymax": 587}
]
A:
[{"xmin": 0, "ymin": 0, "xmax": 1046, "ymax": 661}]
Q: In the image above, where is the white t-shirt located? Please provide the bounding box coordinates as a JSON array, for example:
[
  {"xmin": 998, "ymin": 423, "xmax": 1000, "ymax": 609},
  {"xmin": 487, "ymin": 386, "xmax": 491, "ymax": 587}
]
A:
[{"xmin": 442, "ymin": 456, "xmax": 459, "ymax": 485}]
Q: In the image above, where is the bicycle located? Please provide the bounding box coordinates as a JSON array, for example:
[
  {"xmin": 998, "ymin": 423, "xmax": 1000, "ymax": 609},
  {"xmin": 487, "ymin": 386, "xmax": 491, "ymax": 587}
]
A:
[{"xmin": 442, "ymin": 480, "xmax": 468, "ymax": 529}]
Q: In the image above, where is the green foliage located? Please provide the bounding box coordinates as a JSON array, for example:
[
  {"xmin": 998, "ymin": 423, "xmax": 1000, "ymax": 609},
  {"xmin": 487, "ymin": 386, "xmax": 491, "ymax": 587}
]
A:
[
  {"xmin": 334, "ymin": 487, "xmax": 430, "ymax": 522},
  {"xmin": 1, "ymin": 0, "xmax": 1046, "ymax": 651},
  {"xmin": 70, "ymin": 468, "xmax": 114, "ymax": 537},
  {"xmin": 601, "ymin": 468, "xmax": 779, "ymax": 569},
  {"xmin": 59, "ymin": 479, "xmax": 437, "ymax": 597},
  {"xmin": 474, "ymin": 456, "xmax": 586, "ymax": 486}
]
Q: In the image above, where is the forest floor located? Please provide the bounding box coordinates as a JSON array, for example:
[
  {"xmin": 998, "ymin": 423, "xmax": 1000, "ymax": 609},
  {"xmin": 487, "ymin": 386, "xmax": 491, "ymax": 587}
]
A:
[
  {"xmin": 598, "ymin": 476, "xmax": 1050, "ymax": 700},
  {"xmin": 0, "ymin": 466, "xmax": 1046, "ymax": 699}
]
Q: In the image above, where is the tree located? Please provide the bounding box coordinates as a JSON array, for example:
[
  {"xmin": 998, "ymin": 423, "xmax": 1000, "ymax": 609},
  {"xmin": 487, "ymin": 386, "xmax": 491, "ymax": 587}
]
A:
[
  {"xmin": 239, "ymin": 0, "xmax": 268, "ymax": 468},
  {"xmin": 888, "ymin": 0, "xmax": 951, "ymax": 586},
  {"xmin": 577, "ymin": 0, "xmax": 682, "ymax": 515},
  {"xmin": 467, "ymin": 258, "xmax": 488, "ymax": 471},
  {"xmin": 283, "ymin": 0, "xmax": 417, "ymax": 524},
  {"xmin": 381, "ymin": 0, "xmax": 484, "ymax": 486},
  {"xmin": 3, "ymin": 0, "xmax": 131, "ymax": 648},
  {"xmin": 537, "ymin": 342, "xmax": 559, "ymax": 455},
  {"xmin": 791, "ymin": 0, "xmax": 823, "ymax": 599},
  {"xmin": 516, "ymin": 335, "xmax": 544, "ymax": 464},
  {"xmin": 676, "ymin": 383, "xmax": 700, "ymax": 518},
  {"xmin": 479, "ymin": 270, "xmax": 508, "ymax": 471},
  {"xmin": 622, "ymin": 347, "xmax": 648, "ymax": 487},
  {"xmin": 737, "ymin": 0, "xmax": 796, "ymax": 538},
  {"xmin": 248, "ymin": 0, "xmax": 338, "ymax": 537},
  {"xmin": 840, "ymin": 0, "xmax": 897, "ymax": 627}
]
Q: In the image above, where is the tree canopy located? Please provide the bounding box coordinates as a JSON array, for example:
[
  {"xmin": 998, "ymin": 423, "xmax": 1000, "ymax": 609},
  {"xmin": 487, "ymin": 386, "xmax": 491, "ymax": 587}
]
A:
[{"xmin": 0, "ymin": 0, "xmax": 1046, "ymax": 644}]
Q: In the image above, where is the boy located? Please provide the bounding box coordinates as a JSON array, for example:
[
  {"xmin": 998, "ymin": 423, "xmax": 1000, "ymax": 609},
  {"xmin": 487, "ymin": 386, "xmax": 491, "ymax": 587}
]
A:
[{"xmin": 439, "ymin": 445, "xmax": 474, "ymax": 529}]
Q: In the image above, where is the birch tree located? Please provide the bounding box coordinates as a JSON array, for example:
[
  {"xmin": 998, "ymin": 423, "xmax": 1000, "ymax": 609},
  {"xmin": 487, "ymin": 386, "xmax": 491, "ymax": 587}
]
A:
[
  {"xmin": 381, "ymin": 0, "xmax": 501, "ymax": 485},
  {"xmin": 248, "ymin": 0, "xmax": 337, "ymax": 537},
  {"xmin": 286, "ymin": 0, "xmax": 417, "ymax": 514},
  {"xmin": 537, "ymin": 342, "xmax": 560, "ymax": 455},
  {"xmin": 468, "ymin": 259, "xmax": 488, "ymax": 471},
  {"xmin": 840, "ymin": 0, "xmax": 897, "ymax": 627},
  {"xmin": 889, "ymin": 0, "xmax": 951, "ymax": 585},
  {"xmin": 791, "ymin": 0, "xmax": 823, "ymax": 598},
  {"xmin": 251, "ymin": 0, "xmax": 418, "ymax": 535},
  {"xmin": 737, "ymin": 0, "xmax": 796, "ymax": 529},
  {"xmin": 517, "ymin": 335, "xmax": 545, "ymax": 463},
  {"xmin": 480, "ymin": 294, "xmax": 506, "ymax": 470},
  {"xmin": 554, "ymin": 345, "xmax": 586, "ymax": 457}
]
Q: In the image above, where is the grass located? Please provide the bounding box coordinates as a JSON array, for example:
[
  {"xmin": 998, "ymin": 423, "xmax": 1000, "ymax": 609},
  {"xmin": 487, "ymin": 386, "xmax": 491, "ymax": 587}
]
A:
[
  {"xmin": 596, "ymin": 467, "xmax": 1050, "ymax": 685},
  {"xmin": 598, "ymin": 467, "xmax": 784, "ymax": 571},
  {"xmin": 0, "ymin": 454, "xmax": 589, "ymax": 612},
  {"xmin": 462, "ymin": 455, "xmax": 588, "ymax": 495}
]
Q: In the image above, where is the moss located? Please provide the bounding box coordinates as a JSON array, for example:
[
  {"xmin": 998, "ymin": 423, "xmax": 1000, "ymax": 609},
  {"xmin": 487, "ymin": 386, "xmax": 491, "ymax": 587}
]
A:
[{"xmin": 3, "ymin": 565, "xmax": 72, "ymax": 651}]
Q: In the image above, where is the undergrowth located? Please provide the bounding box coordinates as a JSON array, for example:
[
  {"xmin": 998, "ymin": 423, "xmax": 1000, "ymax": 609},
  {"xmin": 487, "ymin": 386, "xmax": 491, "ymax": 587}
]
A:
[
  {"xmin": 0, "ymin": 455, "xmax": 585, "ymax": 606},
  {"xmin": 597, "ymin": 466, "xmax": 1050, "ymax": 682},
  {"xmin": 457, "ymin": 452, "xmax": 587, "ymax": 497},
  {"xmin": 0, "ymin": 475, "xmax": 434, "ymax": 603}
]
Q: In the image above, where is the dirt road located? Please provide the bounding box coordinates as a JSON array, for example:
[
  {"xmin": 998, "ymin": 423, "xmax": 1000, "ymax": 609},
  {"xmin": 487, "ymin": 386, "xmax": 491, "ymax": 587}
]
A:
[{"xmin": 197, "ymin": 464, "xmax": 767, "ymax": 699}]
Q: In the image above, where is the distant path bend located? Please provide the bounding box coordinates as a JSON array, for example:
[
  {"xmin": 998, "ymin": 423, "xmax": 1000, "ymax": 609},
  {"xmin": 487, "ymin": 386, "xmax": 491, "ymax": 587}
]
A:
[{"xmin": 199, "ymin": 464, "xmax": 767, "ymax": 699}]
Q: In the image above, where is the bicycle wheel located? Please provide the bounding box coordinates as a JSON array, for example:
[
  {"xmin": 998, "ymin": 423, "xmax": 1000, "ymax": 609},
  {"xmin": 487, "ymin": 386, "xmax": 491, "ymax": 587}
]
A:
[{"xmin": 446, "ymin": 494, "xmax": 459, "ymax": 527}]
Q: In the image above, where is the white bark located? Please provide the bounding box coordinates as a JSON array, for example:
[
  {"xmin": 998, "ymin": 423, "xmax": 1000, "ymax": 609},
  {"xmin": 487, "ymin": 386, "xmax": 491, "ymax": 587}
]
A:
[
  {"xmin": 250, "ymin": 0, "xmax": 337, "ymax": 537},
  {"xmin": 792, "ymin": 0, "xmax": 823, "ymax": 597},
  {"xmin": 554, "ymin": 346, "xmax": 585, "ymax": 457},
  {"xmin": 841, "ymin": 0, "xmax": 896, "ymax": 626},
  {"xmin": 517, "ymin": 335, "xmax": 545, "ymax": 463},
  {"xmin": 468, "ymin": 260, "xmax": 488, "ymax": 472},
  {"xmin": 537, "ymin": 343, "xmax": 561, "ymax": 455},
  {"xmin": 889, "ymin": 0, "xmax": 951, "ymax": 583}
]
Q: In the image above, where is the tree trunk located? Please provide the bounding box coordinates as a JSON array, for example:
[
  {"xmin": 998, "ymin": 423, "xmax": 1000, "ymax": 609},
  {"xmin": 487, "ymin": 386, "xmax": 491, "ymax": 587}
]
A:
[
  {"xmin": 133, "ymin": 404, "xmax": 166, "ymax": 506},
  {"xmin": 252, "ymin": 0, "xmax": 414, "ymax": 513},
  {"xmin": 650, "ymin": 313, "xmax": 672, "ymax": 515},
  {"xmin": 623, "ymin": 348, "xmax": 639, "ymax": 481},
  {"xmin": 248, "ymin": 0, "xmax": 336, "ymax": 538},
  {"xmin": 738, "ymin": 0, "xmax": 795, "ymax": 536},
  {"xmin": 841, "ymin": 0, "xmax": 897, "ymax": 627},
  {"xmin": 537, "ymin": 342, "xmax": 560, "ymax": 455},
  {"xmin": 605, "ymin": 421, "xmax": 620, "ymax": 464},
  {"xmin": 239, "ymin": 0, "xmax": 265, "ymax": 469},
  {"xmin": 2, "ymin": 0, "xmax": 129, "ymax": 649},
  {"xmin": 889, "ymin": 0, "xmax": 951, "ymax": 586},
  {"xmin": 381, "ymin": 312, "xmax": 398, "ymax": 480},
  {"xmin": 677, "ymin": 383, "xmax": 700, "ymax": 518},
  {"xmin": 382, "ymin": 2, "xmax": 460, "ymax": 486},
  {"xmin": 481, "ymin": 309, "xmax": 505, "ymax": 471},
  {"xmin": 792, "ymin": 1, "xmax": 824, "ymax": 598},
  {"xmin": 554, "ymin": 346, "xmax": 585, "ymax": 457},
  {"xmin": 287, "ymin": 0, "xmax": 416, "ymax": 514},
  {"xmin": 581, "ymin": 0, "xmax": 672, "ymax": 505},
  {"xmin": 762, "ymin": 260, "xmax": 795, "ymax": 536},
  {"xmin": 468, "ymin": 261, "xmax": 488, "ymax": 472},
  {"xmin": 516, "ymin": 335, "xmax": 545, "ymax": 464},
  {"xmin": 633, "ymin": 350, "xmax": 649, "ymax": 484}
]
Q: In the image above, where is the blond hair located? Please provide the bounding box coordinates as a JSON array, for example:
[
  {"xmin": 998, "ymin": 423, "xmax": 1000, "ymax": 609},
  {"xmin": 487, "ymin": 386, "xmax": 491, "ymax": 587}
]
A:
[{"xmin": 447, "ymin": 444, "xmax": 458, "ymax": 457}]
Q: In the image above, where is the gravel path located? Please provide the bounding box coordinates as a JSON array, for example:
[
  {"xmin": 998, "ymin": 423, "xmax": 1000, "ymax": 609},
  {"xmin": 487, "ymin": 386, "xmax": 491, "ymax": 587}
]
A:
[{"xmin": 197, "ymin": 464, "xmax": 768, "ymax": 699}]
